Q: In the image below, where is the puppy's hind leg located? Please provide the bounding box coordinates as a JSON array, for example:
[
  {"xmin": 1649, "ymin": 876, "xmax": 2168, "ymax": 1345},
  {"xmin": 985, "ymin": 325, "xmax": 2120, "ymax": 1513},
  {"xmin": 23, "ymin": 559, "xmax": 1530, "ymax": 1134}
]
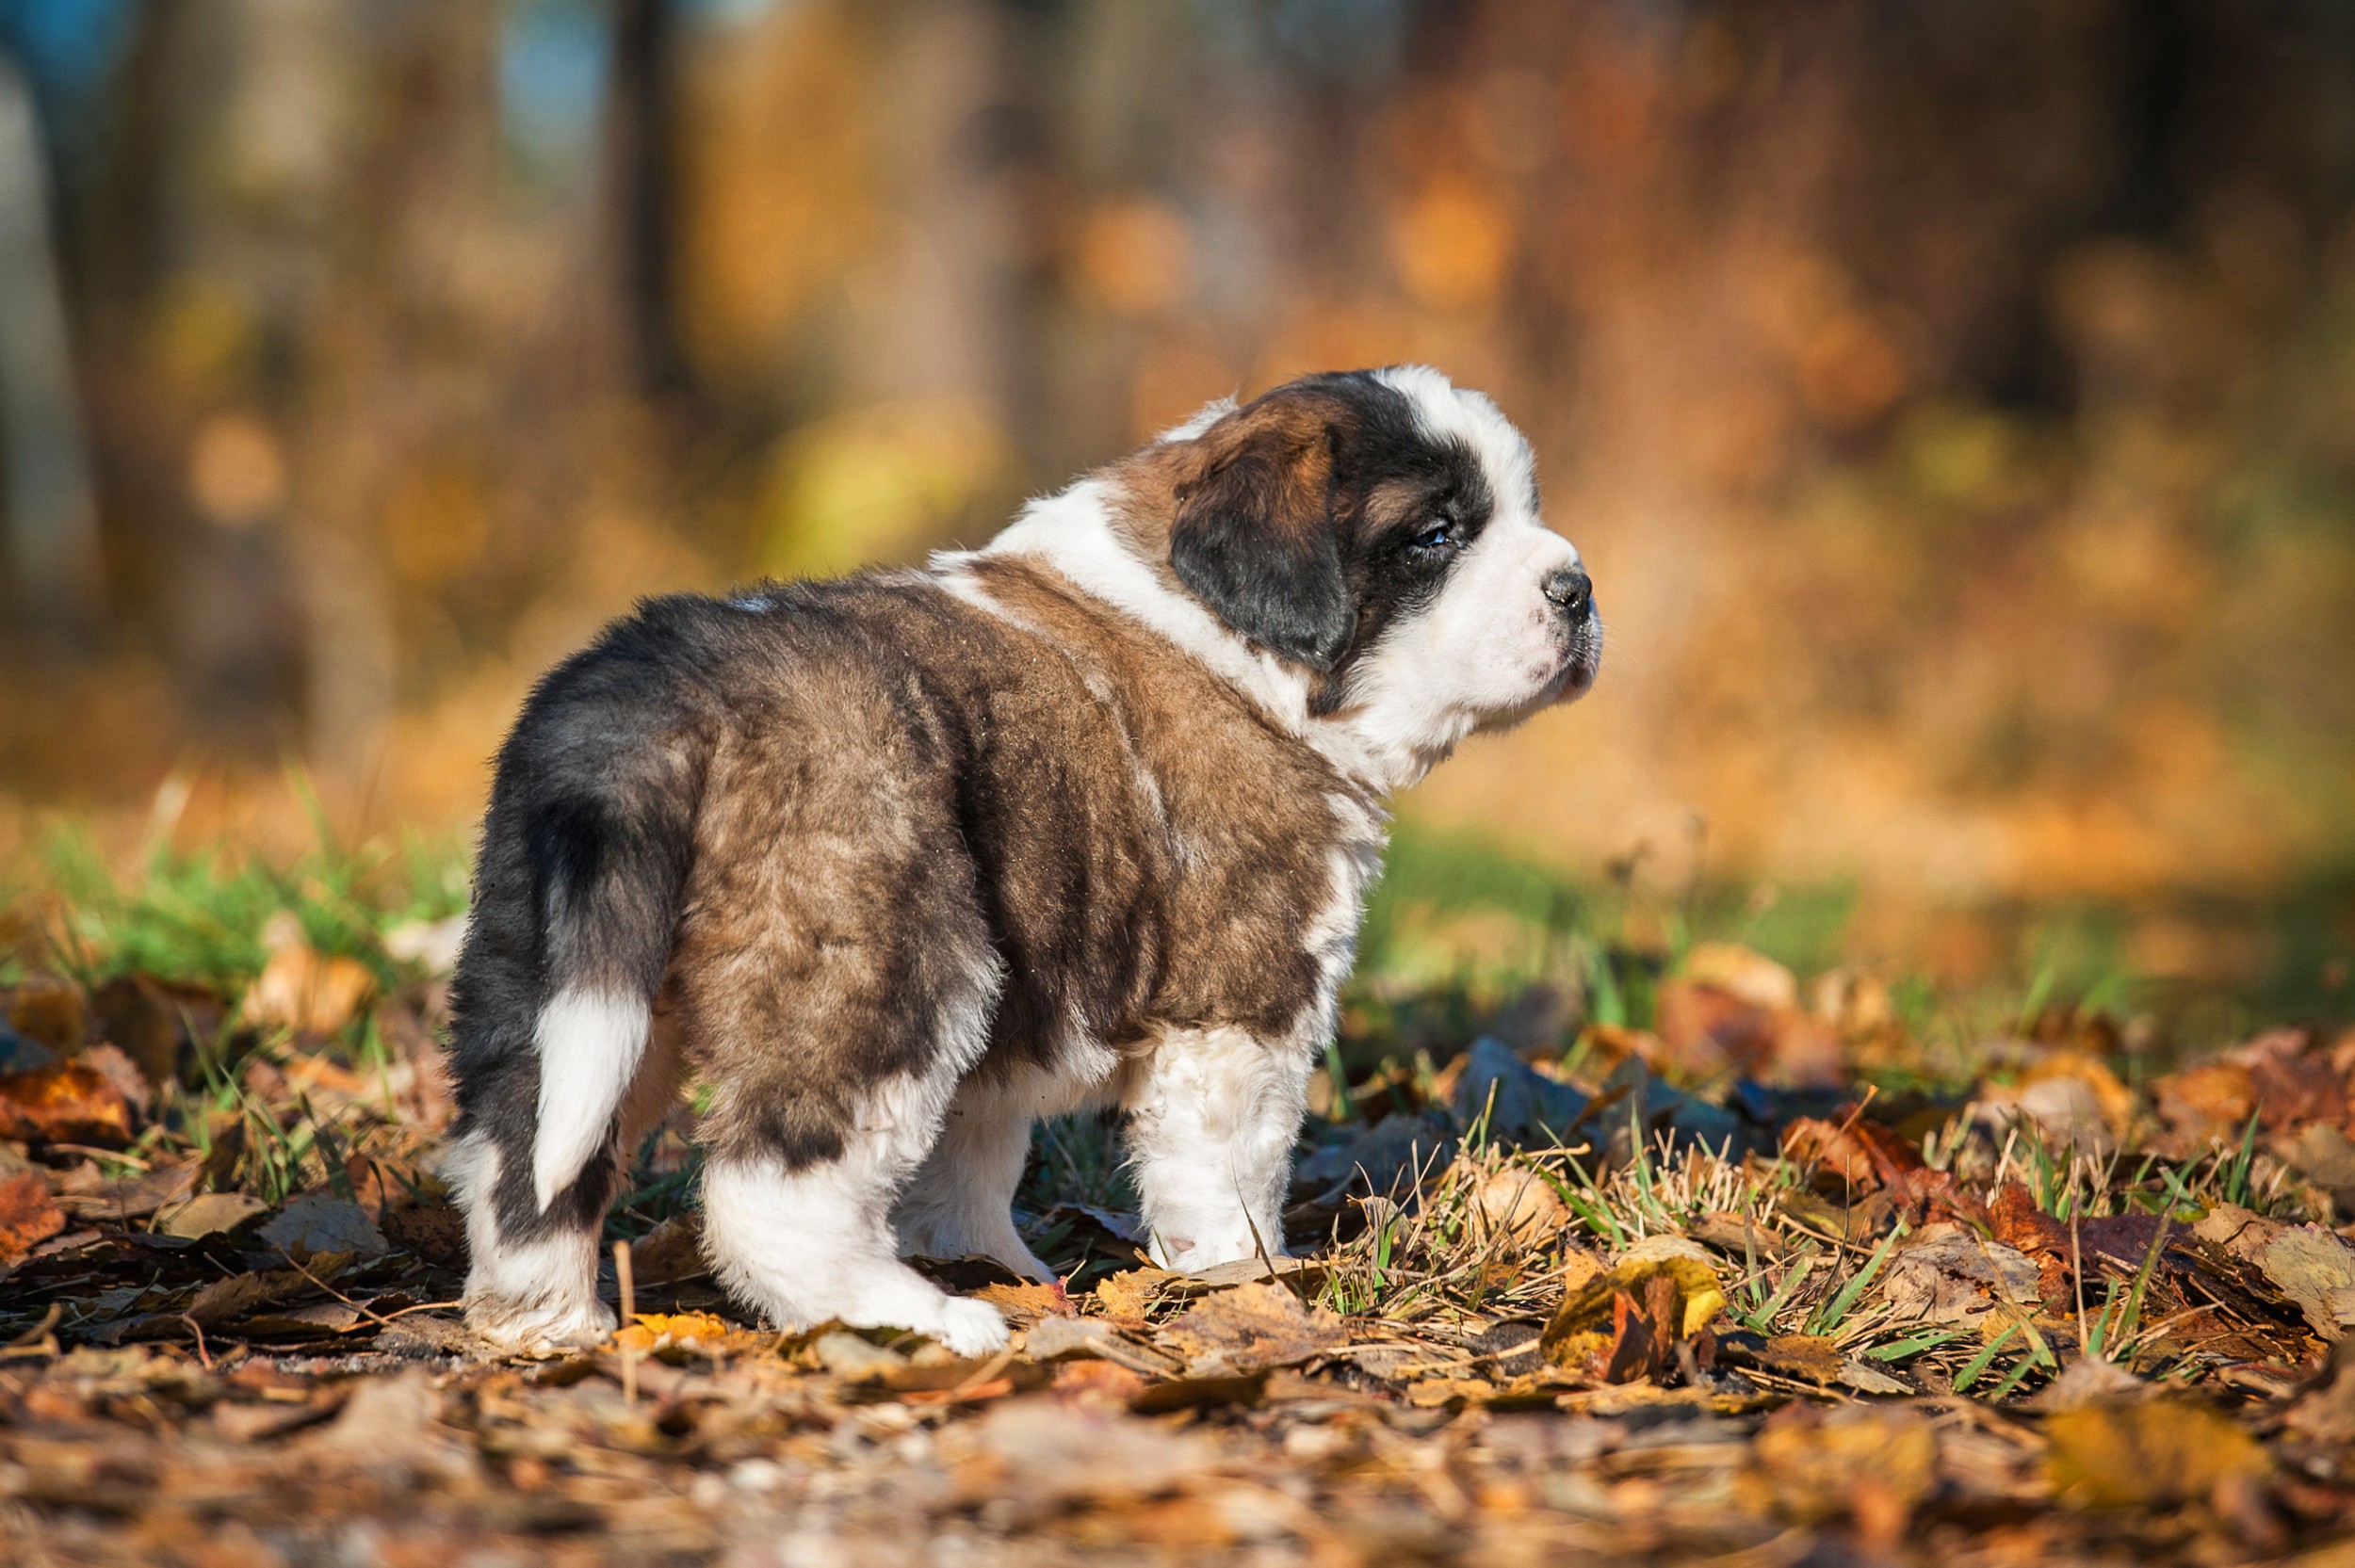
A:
[
  {"xmin": 687, "ymin": 906, "xmax": 1012, "ymax": 1357},
  {"xmin": 893, "ymin": 1070, "xmax": 1065, "ymax": 1285},
  {"xmin": 444, "ymin": 1059, "xmax": 620, "ymax": 1350}
]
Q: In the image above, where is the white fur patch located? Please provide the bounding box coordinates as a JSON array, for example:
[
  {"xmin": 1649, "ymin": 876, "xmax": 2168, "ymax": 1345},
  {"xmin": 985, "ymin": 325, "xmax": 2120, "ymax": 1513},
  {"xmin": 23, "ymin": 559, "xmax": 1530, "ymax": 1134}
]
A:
[
  {"xmin": 531, "ymin": 986, "xmax": 651, "ymax": 1214},
  {"xmin": 699, "ymin": 936, "xmax": 1011, "ymax": 1354},
  {"xmin": 953, "ymin": 479, "xmax": 1320, "ymax": 736},
  {"xmin": 1126, "ymin": 1024, "xmax": 1316, "ymax": 1270}
]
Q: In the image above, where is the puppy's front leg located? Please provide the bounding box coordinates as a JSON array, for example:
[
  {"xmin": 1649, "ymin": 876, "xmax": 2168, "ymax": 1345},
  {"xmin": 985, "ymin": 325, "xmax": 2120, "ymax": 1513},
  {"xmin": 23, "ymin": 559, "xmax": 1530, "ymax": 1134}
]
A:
[{"xmin": 1125, "ymin": 1026, "xmax": 1312, "ymax": 1271}]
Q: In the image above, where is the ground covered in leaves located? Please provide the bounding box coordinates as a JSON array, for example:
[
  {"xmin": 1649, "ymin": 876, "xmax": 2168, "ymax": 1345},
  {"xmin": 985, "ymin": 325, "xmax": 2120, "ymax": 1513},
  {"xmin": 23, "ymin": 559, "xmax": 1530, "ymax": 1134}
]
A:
[{"xmin": 2, "ymin": 836, "xmax": 2354, "ymax": 1565}]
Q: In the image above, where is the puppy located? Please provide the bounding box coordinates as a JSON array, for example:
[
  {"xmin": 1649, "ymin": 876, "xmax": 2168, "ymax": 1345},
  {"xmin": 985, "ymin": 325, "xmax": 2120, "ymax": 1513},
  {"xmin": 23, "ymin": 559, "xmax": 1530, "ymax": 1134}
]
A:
[{"xmin": 442, "ymin": 365, "xmax": 1600, "ymax": 1353}]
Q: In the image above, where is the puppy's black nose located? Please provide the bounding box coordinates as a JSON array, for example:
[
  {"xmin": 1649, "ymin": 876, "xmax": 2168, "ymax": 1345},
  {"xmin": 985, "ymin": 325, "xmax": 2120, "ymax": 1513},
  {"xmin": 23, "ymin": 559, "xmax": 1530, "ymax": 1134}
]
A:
[{"xmin": 1544, "ymin": 567, "xmax": 1593, "ymax": 620}]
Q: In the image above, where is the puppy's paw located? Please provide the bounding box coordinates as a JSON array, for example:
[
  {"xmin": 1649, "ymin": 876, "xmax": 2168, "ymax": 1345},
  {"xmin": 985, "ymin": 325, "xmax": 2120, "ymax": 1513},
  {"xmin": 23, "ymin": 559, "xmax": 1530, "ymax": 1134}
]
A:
[
  {"xmin": 465, "ymin": 1293, "xmax": 616, "ymax": 1352},
  {"xmin": 931, "ymin": 1297, "xmax": 1011, "ymax": 1358}
]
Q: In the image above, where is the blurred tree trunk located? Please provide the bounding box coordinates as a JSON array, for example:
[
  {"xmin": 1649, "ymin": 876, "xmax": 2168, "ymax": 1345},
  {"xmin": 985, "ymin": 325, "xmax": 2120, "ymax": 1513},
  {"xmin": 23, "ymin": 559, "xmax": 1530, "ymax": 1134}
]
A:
[
  {"xmin": 609, "ymin": 0, "xmax": 695, "ymax": 410},
  {"xmin": 0, "ymin": 49, "xmax": 102, "ymax": 648},
  {"xmin": 866, "ymin": 0, "xmax": 1048, "ymax": 474}
]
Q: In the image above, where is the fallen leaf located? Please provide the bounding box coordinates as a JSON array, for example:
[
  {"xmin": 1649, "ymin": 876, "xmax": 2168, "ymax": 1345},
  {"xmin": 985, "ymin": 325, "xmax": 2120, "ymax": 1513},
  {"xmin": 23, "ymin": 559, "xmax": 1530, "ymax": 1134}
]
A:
[
  {"xmin": 309, "ymin": 1368, "xmax": 467, "ymax": 1474},
  {"xmin": 1475, "ymin": 1166, "xmax": 1568, "ymax": 1249},
  {"xmin": 1653, "ymin": 980, "xmax": 1781, "ymax": 1078},
  {"xmin": 972, "ymin": 1280, "xmax": 1069, "ymax": 1327},
  {"xmin": 1157, "ymin": 1281, "xmax": 1345, "ymax": 1373},
  {"xmin": 1094, "ymin": 1267, "xmax": 1179, "ymax": 1322},
  {"xmin": 380, "ymin": 1200, "xmax": 466, "ymax": 1265},
  {"xmin": 259, "ymin": 1193, "xmax": 390, "ymax": 1259},
  {"xmin": 185, "ymin": 1271, "xmax": 277, "ymax": 1327},
  {"xmin": 1756, "ymin": 1334, "xmax": 1843, "ymax": 1385},
  {"xmin": 2046, "ymin": 1399, "xmax": 2269, "ymax": 1508},
  {"xmin": 2252, "ymin": 1226, "xmax": 2355, "ymax": 1341},
  {"xmin": 624, "ymin": 1212, "xmax": 706, "ymax": 1284},
  {"xmin": 1022, "ymin": 1315, "xmax": 1180, "ymax": 1375},
  {"xmin": 1881, "ymin": 1223, "xmax": 2044, "ymax": 1323},
  {"xmin": 7, "ymin": 977, "xmax": 87, "ymax": 1052},
  {"xmin": 957, "ymin": 1397, "xmax": 1216, "ymax": 1508},
  {"xmin": 156, "ymin": 1191, "xmax": 270, "ymax": 1239},
  {"xmin": 1743, "ymin": 1403, "xmax": 1936, "ymax": 1527},
  {"xmin": 1452, "ymin": 1036, "xmax": 1589, "ymax": 1144},
  {"xmin": 2196, "ymin": 1204, "xmax": 2355, "ymax": 1338},
  {"xmin": 2030, "ymin": 1356, "xmax": 2150, "ymax": 1411},
  {"xmin": 240, "ymin": 938, "xmax": 376, "ymax": 1038},
  {"xmin": 1049, "ymin": 1359, "xmax": 1148, "ymax": 1404},
  {"xmin": 612, "ymin": 1311, "xmax": 743, "ymax": 1357},
  {"xmin": 1986, "ymin": 1051, "xmax": 2133, "ymax": 1150},
  {"xmin": 1543, "ymin": 1237, "xmax": 1726, "ymax": 1380},
  {"xmin": 2230, "ymin": 1027, "xmax": 2347, "ymax": 1132},
  {"xmin": 1782, "ymin": 1115, "xmax": 1877, "ymax": 1186},
  {"xmin": 0, "ymin": 1170, "xmax": 67, "ymax": 1258},
  {"xmin": 1683, "ymin": 942, "xmax": 1800, "ymax": 1012},
  {"xmin": 89, "ymin": 974, "xmax": 221, "ymax": 1091},
  {"xmin": 57, "ymin": 1159, "xmax": 196, "ymax": 1221},
  {"xmin": 77, "ymin": 1044, "xmax": 151, "ymax": 1121},
  {"xmin": 0, "ymin": 1061, "xmax": 133, "ymax": 1146},
  {"xmin": 2284, "ymin": 1123, "xmax": 2355, "ymax": 1205},
  {"xmin": 1128, "ymin": 1369, "xmax": 1270, "ymax": 1414},
  {"xmin": 813, "ymin": 1331, "xmax": 908, "ymax": 1382},
  {"xmin": 2151, "ymin": 1060, "xmax": 2256, "ymax": 1154}
]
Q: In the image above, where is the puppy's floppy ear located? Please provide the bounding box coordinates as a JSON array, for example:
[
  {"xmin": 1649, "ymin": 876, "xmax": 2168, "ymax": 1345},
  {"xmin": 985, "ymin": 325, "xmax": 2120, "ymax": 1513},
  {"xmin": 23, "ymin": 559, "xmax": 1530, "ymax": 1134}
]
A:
[{"xmin": 1168, "ymin": 397, "xmax": 1353, "ymax": 670}]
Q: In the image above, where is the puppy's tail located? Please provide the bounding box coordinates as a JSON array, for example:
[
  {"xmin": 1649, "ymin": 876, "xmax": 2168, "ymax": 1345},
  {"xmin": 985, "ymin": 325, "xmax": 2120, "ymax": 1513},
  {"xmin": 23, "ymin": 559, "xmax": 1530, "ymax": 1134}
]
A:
[{"xmin": 448, "ymin": 651, "xmax": 708, "ymax": 1218}]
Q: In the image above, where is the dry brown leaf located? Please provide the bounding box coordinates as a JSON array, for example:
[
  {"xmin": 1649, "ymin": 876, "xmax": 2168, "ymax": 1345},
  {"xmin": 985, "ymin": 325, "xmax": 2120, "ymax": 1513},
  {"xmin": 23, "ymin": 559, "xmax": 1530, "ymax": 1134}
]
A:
[
  {"xmin": 1156, "ymin": 1281, "xmax": 1345, "ymax": 1373},
  {"xmin": 1652, "ymin": 979, "xmax": 1781, "ymax": 1078},
  {"xmin": 156, "ymin": 1191, "xmax": 270, "ymax": 1239},
  {"xmin": 2046, "ymin": 1399, "xmax": 2269, "ymax": 1508},
  {"xmin": 1756, "ymin": 1333, "xmax": 1844, "ymax": 1385},
  {"xmin": 1475, "ymin": 1166, "xmax": 1568, "ymax": 1249},
  {"xmin": 625, "ymin": 1212, "xmax": 706, "ymax": 1285},
  {"xmin": 2252, "ymin": 1227, "xmax": 2355, "ymax": 1340},
  {"xmin": 240, "ymin": 939, "xmax": 376, "ymax": 1037},
  {"xmin": 1094, "ymin": 1266, "xmax": 1179, "ymax": 1323},
  {"xmin": 956, "ymin": 1398, "xmax": 1217, "ymax": 1509},
  {"xmin": 6, "ymin": 976, "xmax": 87, "ymax": 1051},
  {"xmin": 0, "ymin": 1061, "xmax": 133, "ymax": 1146},
  {"xmin": 2151, "ymin": 1060, "xmax": 2257, "ymax": 1153},
  {"xmin": 0, "ymin": 1170, "xmax": 67, "ymax": 1258},
  {"xmin": 56, "ymin": 1159, "xmax": 196, "ymax": 1221},
  {"xmin": 1882, "ymin": 1223, "xmax": 2044, "ymax": 1323},
  {"xmin": 2230, "ymin": 1027, "xmax": 2347, "ymax": 1132},
  {"xmin": 260, "ymin": 1192, "xmax": 390, "ymax": 1259},
  {"xmin": 380, "ymin": 1200, "xmax": 466, "ymax": 1265},
  {"xmin": 2197, "ymin": 1203, "xmax": 2355, "ymax": 1338},
  {"xmin": 1682, "ymin": 942, "xmax": 1800, "ymax": 1011},
  {"xmin": 972, "ymin": 1279, "xmax": 1070, "ymax": 1327},
  {"xmin": 1997, "ymin": 1050, "xmax": 2134, "ymax": 1147},
  {"xmin": 1742, "ymin": 1403, "xmax": 1936, "ymax": 1528}
]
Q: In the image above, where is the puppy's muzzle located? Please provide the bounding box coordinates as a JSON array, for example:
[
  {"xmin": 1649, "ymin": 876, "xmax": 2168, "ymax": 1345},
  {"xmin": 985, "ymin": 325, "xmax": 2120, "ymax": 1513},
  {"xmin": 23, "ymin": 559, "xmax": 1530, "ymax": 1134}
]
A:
[
  {"xmin": 1544, "ymin": 566, "xmax": 1600, "ymax": 699},
  {"xmin": 1543, "ymin": 566, "xmax": 1594, "ymax": 622}
]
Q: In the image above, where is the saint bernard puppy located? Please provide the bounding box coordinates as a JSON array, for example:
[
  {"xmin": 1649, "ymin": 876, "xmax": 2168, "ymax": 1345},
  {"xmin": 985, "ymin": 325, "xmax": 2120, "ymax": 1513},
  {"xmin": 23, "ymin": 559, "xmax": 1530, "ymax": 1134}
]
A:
[{"xmin": 443, "ymin": 365, "xmax": 1600, "ymax": 1354}]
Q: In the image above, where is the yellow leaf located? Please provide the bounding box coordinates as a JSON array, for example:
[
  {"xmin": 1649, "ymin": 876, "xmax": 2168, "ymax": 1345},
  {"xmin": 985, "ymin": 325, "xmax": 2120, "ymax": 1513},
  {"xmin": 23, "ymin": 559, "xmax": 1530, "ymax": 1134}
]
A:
[{"xmin": 2046, "ymin": 1399, "xmax": 2269, "ymax": 1509}]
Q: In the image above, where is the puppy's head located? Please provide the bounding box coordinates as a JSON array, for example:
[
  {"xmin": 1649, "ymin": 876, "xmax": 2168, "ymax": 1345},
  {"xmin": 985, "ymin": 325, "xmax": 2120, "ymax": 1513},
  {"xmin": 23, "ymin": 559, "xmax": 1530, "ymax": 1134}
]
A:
[{"xmin": 1160, "ymin": 366, "xmax": 1598, "ymax": 772}]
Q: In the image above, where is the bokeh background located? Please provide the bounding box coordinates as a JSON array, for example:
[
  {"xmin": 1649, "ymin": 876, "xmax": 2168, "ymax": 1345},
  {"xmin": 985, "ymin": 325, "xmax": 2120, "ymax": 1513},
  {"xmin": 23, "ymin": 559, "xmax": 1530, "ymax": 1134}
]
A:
[{"xmin": 2, "ymin": 0, "xmax": 2353, "ymax": 1013}]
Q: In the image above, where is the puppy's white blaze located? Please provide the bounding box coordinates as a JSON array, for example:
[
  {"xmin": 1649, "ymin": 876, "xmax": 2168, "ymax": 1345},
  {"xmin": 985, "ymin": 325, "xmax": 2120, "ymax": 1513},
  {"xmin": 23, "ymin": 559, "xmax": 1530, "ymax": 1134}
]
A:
[
  {"xmin": 530, "ymin": 986, "xmax": 651, "ymax": 1213},
  {"xmin": 970, "ymin": 478, "xmax": 1317, "ymax": 735}
]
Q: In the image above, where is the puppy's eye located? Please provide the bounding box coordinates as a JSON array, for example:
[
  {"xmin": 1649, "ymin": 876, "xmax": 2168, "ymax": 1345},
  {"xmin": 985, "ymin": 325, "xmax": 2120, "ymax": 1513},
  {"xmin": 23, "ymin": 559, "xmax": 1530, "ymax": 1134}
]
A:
[{"xmin": 1408, "ymin": 520, "xmax": 1457, "ymax": 553}]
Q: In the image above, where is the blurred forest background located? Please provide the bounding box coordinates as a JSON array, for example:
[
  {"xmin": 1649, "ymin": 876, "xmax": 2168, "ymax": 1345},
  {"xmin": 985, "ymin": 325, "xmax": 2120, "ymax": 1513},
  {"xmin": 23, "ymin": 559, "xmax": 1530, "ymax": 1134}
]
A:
[{"xmin": 1, "ymin": 0, "xmax": 2353, "ymax": 1008}]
